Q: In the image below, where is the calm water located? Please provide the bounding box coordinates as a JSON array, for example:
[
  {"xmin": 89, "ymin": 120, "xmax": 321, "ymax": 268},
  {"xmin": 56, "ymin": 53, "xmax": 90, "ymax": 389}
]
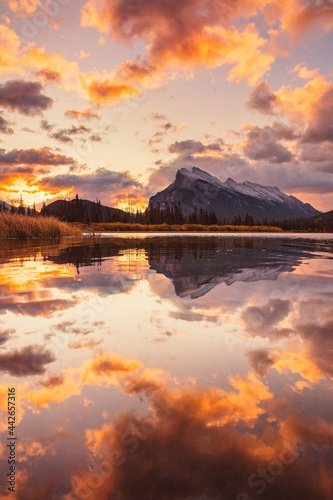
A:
[{"xmin": 0, "ymin": 234, "xmax": 333, "ymax": 499}]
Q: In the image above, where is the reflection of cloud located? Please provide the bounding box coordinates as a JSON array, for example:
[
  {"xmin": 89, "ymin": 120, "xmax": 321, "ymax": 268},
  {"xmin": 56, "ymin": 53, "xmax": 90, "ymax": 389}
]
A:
[
  {"xmin": 242, "ymin": 299, "xmax": 291, "ymax": 336},
  {"xmin": 295, "ymin": 320, "xmax": 333, "ymax": 378},
  {"xmin": 82, "ymin": 353, "xmax": 142, "ymax": 386},
  {"xmin": 69, "ymin": 339, "xmax": 103, "ymax": 350},
  {"xmin": 244, "ymin": 297, "xmax": 333, "ymax": 384},
  {"xmin": 68, "ymin": 367, "xmax": 333, "ymax": 500},
  {"xmin": 0, "ymin": 298, "xmax": 78, "ymax": 318},
  {"xmin": 0, "ymin": 328, "xmax": 14, "ymax": 346},
  {"xmin": 247, "ymin": 348, "xmax": 277, "ymax": 376},
  {"xmin": 0, "ymin": 113, "xmax": 13, "ymax": 134},
  {"xmin": 0, "ymin": 345, "xmax": 55, "ymax": 376}
]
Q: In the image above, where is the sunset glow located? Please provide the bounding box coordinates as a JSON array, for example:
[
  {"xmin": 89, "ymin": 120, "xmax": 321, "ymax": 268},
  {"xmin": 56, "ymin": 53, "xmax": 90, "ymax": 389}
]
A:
[{"xmin": 0, "ymin": 0, "xmax": 332, "ymax": 211}]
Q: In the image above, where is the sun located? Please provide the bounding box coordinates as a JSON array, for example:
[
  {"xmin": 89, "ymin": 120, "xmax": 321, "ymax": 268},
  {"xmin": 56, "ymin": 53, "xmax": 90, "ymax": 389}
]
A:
[{"xmin": 0, "ymin": 180, "xmax": 72, "ymax": 209}]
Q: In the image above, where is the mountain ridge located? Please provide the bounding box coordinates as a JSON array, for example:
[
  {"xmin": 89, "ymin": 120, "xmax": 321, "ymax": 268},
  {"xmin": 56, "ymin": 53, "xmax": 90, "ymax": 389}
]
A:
[{"xmin": 149, "ymin": 167, "xmax": 320, "ymax": 221}]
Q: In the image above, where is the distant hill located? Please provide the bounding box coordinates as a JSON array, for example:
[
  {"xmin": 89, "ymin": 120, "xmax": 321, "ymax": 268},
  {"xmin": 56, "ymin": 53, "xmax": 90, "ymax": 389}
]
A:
[
  {"xmin": 42, "ymin": 198, "xmax": 127, "ymax": 223},
  {"xmin": 149, "ymin": 167, "xmax": 321, "ymax": 222},
  {"xmin": 279, "ymin": 210, "xmax": 333, "ymax": 232}
]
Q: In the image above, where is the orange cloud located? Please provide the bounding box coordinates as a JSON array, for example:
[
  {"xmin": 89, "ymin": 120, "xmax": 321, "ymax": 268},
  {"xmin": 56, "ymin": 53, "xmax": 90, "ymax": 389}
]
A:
[
  {"xmin": 0, "ymin": 24, "xmax": 21, "ymax": 74},
  {"xmin": 65, "ymin": 108, "xmax": 101, "ymax": 121},
  {"xmin": 80, "ymin": 73, "xmax": 140, "ymax": 105},
  {"xmin": 81, "ymin": 0, "xmax": 276, "ymax": 86},
  {"xmin": 67, "ymin": 363, "xmax": 333, "ymax": 500},
  {"xmin": 25, "ymin": 369, "xmax": 82, "ymax": 409},
  {"xmin": 276, "ymin": 69, "xmax": 332, "ymax": 125},
  {"xmin": 22, "ymin": 47, "xmax": 79, "ymax": 89},
  {"xmin": 280, "ymin": 0, "xmax": 333, "ymax": 35}
]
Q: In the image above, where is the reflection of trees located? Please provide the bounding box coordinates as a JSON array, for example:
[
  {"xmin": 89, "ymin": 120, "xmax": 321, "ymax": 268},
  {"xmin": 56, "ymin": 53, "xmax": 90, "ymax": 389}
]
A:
[
  {"xmin": 42, "ymin": 237, "xmax": 333, "ymax": 296},
  {"xmin": 2, "ymin": 237, "xmax": 332, "ymax": 295}
]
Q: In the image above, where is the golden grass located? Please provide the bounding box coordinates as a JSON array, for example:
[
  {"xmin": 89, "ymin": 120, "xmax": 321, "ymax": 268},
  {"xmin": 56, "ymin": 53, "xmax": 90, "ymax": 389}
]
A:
[
  {"xmin": 81, "ymin": 222, "xmax": 283, "ymax": 233},
  {"xmin": 0, "ymin": 212, "xmax": 81, "ymax": 239}
]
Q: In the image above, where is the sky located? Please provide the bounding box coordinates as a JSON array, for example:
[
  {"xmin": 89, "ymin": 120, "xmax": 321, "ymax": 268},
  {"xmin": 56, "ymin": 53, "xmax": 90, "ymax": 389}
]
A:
[{"xmin": 0, "ymin": 0, "xmax": 333, "ymax": 212}]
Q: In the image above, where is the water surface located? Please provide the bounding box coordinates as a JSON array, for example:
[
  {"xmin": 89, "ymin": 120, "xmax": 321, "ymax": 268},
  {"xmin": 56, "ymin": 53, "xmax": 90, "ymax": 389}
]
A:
[{"xmin": 0, "ymin": 234, "xmax": 333, "ymax": 499}]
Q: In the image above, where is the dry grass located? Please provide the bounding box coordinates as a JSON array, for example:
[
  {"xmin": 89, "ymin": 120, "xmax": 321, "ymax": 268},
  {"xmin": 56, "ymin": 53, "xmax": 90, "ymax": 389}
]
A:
[
  {"xmin": 0, "ymin": 212, "xmax": 81, "ymax": 239},
  {"xmin": 82, "ymin": 222, "xmax": 283, "ymax": 233}
]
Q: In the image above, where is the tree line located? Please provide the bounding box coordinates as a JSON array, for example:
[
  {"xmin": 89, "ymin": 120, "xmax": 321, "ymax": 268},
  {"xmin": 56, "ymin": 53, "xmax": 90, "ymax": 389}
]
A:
[{"xmin": 1, "ymin": 195, "xmax": 332, "ymax": 231}]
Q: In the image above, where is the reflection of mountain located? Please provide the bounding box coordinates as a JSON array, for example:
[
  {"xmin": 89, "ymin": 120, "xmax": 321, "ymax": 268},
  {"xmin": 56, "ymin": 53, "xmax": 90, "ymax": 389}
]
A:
[
  {"xmin": 42, "ymin": 237, "xmax": 333, "ymax": 299},
  {"xmin": 147, "ymin": 238, "xmax": 328, "ymax": 298}
]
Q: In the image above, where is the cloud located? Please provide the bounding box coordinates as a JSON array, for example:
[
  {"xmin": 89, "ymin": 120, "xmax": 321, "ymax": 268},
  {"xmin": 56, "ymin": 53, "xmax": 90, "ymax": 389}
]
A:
[
  {"xmin": 118, "ymin": 59, "xmax": 159, "ymax": 86},
  {"xmin": 49, "ymin": 125, "xmax": 92, "ymax": 144},
  {"xmin": 0, "ymin": 24, "xmax": 20, "ymax": 74},
  {"xmin": 5, "ymin": 0, "xmax": 43, "ymax": 15},
  {"xmin": 0, "ymin": 79, "xmax": 53, "ymax": 115},
  {"xmin": 0, "ymin": 345, "xmax": 55, "ymax": 376},
  {"xmin": 33, "ymin": 69, "xmax": 62, "ymax": 84},
  {"xmin": 65, "ymin": 108, "xmax": 101, "ymax": 121},
  {"xmin": 39, "ymin": 168, "xmax": 142, "ymax": 205},
  {"xmin": 169, "ymin": 139, "xmax": 223, "ymax": 155},
  {"xmin": 81, "ymin": 1, "xmax": 274, "ymax": 85},
  {"xmin": 243, "ymin": 125, "xmax": 293, "ymax": 163},
  {"xmin": 301, "ymin": 89, "xmax": 333, "ymax": 143},
  {"xmin": 40, "ymin": 374, "xmax": 65, "ymax": 388},
  {"xmin": 247, "ymin": 80, "xmax": 279, "ymax": 114},
  {"xmin": 22, "ymin": 47, "xmax": 79, "ymax": 89},
  {"xmin": 0, "ymin": 147, "xmax": 75, "ymax": 166},
  {"xmin": 0, "ymin": 26, "xmax": 79, "ymax": 92},
  {"xmin": 80, "ymin": 73, "xmax": 140, "ymax": 105},
  {"xmin": 147, "ymin": 113, "xmax": 186, "ymax": 149},
  {"xmin": 281, "ymin": 0, "xmax": 333, "ymax": 35},
  {"xmin": 0, "ymin": 114, "xmax": 13, "ymax": 134}
]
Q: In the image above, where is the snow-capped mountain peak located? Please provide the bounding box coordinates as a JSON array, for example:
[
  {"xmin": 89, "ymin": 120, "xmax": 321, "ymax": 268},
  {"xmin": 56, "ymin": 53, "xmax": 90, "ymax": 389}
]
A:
[{"xmin": 150, "ymin": 167, "xmax": 321, "ymax": 221}]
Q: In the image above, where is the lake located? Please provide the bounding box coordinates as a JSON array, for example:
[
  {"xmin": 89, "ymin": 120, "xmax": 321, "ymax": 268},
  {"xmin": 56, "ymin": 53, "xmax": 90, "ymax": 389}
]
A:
[{"xmin": 0, "ymin": 233, "xmax": 333, "ymax": 499}]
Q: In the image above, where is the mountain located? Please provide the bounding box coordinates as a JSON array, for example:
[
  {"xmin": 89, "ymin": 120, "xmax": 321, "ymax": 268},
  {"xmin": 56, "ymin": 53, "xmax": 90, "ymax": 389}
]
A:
[
  {"xmin": 1, "ymin": 201, "xmax": 15, "ymax": 211},
  {"xmin": 43, "ymin": 198, "xmax": 127, "ymax": 223},
  {"xmin": 0, "ymin": 200, "xmax": 30, "ymax": 214},
  {"xmin": 149, "ymin": 167, "xmax": 321, "ymax": 222}
]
